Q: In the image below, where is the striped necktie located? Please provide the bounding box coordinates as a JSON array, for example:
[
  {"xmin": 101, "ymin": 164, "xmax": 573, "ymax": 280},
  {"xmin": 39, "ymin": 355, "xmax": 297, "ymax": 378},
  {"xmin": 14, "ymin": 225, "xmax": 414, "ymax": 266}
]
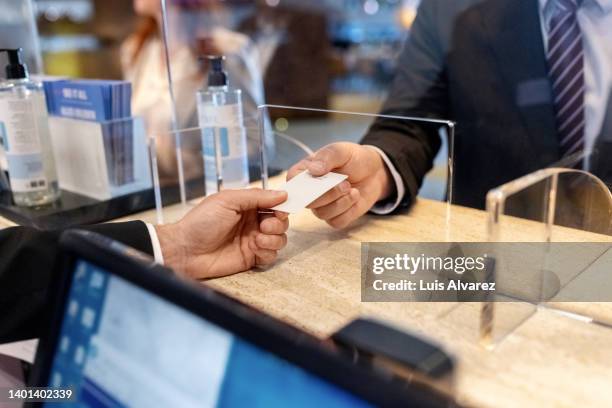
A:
[{"xmin": 546, "ymin": 0, "xmax": 585, "ymax": 164}]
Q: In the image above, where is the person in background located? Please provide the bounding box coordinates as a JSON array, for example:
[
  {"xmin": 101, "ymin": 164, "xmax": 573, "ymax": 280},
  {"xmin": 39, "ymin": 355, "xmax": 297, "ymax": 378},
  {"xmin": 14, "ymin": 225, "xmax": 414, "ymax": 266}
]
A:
[
  {"xmin": 121, "ymin": 0, "xmax": 278, "ymax": 178},
  {"xmin": 0, "ymin": 188, "xmax": 289, "ymax": 343}
]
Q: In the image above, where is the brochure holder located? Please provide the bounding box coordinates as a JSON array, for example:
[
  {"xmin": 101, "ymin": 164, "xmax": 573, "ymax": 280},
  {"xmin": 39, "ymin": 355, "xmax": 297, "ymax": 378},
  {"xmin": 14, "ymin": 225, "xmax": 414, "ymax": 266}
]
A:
[
  {"xmin": 0, "ymin": 116, "xmax": 156, "ymax": 229},
  {"xmin": 48, "ymin": 116, "xmax": 152, "ymax": 201}
]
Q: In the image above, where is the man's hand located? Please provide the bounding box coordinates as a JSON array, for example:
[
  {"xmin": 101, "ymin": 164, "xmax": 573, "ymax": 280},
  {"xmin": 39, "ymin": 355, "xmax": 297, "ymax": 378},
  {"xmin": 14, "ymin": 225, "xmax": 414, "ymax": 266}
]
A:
[
  {"xmin": 155, "ymin": 189, "xmax": 289, "ymax": 279},
  {"xmin": 287, "ymin": 142, "xmax": 394, "ymax": 229}
]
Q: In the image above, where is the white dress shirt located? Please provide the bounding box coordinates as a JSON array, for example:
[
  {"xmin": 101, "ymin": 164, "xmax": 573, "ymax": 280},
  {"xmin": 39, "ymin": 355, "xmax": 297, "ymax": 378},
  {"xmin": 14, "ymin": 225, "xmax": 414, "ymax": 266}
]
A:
[
  {"xmin": 146, "ymin": 223, "xmax": 165, "ymax": 264},
  {"xmin": 372, "ymin": 0, "xmax": 612, "ymax": 214}
]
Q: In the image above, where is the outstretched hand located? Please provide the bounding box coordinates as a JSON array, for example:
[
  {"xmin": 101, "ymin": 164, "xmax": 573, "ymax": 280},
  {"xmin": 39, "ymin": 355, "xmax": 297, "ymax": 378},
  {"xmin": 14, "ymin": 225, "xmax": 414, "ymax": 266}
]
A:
[
  {"xmin": 287, "ymin": 142, "xmax": 393, "ymax": 228},
  {"xmin": 156, "ymin": 189, "xmax": 289, "ymax": 278}
]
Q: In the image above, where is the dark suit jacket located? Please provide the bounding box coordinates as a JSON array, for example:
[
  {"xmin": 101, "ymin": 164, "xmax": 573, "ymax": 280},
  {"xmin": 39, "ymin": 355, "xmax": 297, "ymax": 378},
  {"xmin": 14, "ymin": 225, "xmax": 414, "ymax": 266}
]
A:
[
  {"xmin": 0, "ymin": 221, "xmax": 153, "ymax": 344},
  {"xmin": 362, "ymin": 0, "xmax": 611, "ymax": 210}
]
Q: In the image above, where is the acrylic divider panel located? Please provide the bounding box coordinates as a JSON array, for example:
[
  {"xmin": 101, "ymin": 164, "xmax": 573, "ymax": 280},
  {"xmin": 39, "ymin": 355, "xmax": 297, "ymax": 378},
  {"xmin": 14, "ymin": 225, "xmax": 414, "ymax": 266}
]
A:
[
  {"xmin": 159, "ymin": 0, "xmax": 271, "ymax": 135},
  {"xmin": 147, "ymin": 113, "xmax": 267, "ymax": 226},
  {"xmin": 481, "ymin": 167, "xmax": 612, "ymax": 347},
  {"xmin": 157, "ymin": 0, "xmax": 421, "ymax": 200},
  {"xmin": 150, "ymin": 126, "xmax": 202, "ymax": 224},
  {"xmin": 255, "ymin": 105, "xmax": 464, "ymax": 324},
  {"xmin": 255, "ymin": 105, "xmax": 455, "ymax": 206},
  {"xmin": 158, "ymin": 0, "xmax": 416, "ymax": 126}
]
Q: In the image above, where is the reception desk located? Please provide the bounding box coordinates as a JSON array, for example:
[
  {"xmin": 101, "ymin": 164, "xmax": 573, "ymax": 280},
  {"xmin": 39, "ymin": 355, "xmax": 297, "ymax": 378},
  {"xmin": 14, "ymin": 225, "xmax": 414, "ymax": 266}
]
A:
[{"xmin": 1, "ymin": 188, "xmax": 611, "ymax": 408}]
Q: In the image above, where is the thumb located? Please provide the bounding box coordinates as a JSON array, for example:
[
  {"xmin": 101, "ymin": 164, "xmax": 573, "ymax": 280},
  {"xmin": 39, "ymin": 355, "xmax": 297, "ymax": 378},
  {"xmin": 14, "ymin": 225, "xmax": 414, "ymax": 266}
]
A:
[
  {"xmin": 222, "ymin": 188, "xmax": 288, "ymax": 211},
  {"xmin": 306, "ymin": 143, "xmax": 353, "ymax": 176}
]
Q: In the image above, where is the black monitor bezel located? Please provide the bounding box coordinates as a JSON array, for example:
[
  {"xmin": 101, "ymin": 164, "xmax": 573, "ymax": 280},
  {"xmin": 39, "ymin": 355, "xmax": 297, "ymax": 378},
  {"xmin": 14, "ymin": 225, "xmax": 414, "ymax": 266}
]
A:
[{"xmin": 29, "ymin": 229, "xmax": 451, "ymax": 408}]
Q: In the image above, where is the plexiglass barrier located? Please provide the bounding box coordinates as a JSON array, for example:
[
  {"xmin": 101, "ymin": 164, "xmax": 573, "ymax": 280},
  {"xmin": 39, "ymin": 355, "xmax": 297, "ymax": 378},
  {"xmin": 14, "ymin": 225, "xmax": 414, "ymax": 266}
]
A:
[
  {"xmin": 159, "ymin": 0, "xmax": 410, "ymax": 122},
  {"xmin": 149, "ymin": 106, "xmax": 457, "ymax": 276},
  {"xmin": 149, "ymin": 107, "xmax": 270, "ymax": 223},
  {"xmin": 161, "ymin": 0, "xmax": 272, "ymax": 132},
  {"xmin": 157, "ymin": 0, "xmax": 419, "ymax": 190},
  {"xmin": 481, "ymin": 165, "xmax": 612, "ymax": 347},
  {"xmin": 256, "ymin": 105, "xmax": 455, "ymax": 204},
  {"xmin": 151, "ymin": 105, "xmax": 454, "ymax": 203}
]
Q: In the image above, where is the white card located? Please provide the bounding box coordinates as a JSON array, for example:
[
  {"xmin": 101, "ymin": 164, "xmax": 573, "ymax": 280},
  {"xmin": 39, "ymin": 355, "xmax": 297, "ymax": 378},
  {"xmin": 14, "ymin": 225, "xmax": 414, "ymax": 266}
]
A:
[{"xmin": 271, "ymin": 171, "xmax": 348, "ymax": 214}]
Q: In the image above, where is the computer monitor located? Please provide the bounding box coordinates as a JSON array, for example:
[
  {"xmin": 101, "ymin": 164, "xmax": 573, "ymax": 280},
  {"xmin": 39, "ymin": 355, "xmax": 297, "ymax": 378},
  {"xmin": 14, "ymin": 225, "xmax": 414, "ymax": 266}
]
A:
[{"xmin": 29, "ymin": 230, "xmax": 450, "ymax": 407}]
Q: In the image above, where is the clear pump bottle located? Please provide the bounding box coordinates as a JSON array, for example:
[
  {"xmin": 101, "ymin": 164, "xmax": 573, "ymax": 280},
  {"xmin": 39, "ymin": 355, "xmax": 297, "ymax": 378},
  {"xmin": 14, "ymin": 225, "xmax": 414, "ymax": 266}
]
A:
[
  {"xmin": 197, "ymin": 56, "xmax": 249, "ymax": 195},
  {"xmin": 0, "ymin": 48, "xmax": 59, "ymax": 206}
]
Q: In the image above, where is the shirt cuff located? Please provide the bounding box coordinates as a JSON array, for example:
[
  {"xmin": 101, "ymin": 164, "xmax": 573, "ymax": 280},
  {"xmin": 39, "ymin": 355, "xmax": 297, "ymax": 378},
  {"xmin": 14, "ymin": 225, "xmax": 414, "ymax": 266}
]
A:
[
  {"xmin": 145, "ymin": 223, "xmax": 165, "ymax": 264},
  {"xmin": 364, "ymin": 145, "xmax": 406, "ymax": 215}
]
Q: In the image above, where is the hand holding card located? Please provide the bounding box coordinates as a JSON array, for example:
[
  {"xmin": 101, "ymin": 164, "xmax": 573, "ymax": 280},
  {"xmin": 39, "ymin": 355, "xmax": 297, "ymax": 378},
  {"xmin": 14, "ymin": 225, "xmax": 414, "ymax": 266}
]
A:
[{"xmin": 270, "ymin": 171, "xmax": 348, "ymax": 214}]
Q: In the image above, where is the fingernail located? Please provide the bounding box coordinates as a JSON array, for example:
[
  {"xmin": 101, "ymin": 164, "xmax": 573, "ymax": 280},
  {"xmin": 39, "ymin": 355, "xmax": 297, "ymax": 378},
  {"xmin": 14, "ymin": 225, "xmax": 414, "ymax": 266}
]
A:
[
  {"xmin": 339, "ymin": 181, "xmax": 350, "ymax": 193},
  {"xmin": 309, "ymin": 160, "xmax": 325, "ymax": 173},
  {"xmin": 275, "ymin": 211, "xmax": 289, "ymax": 220}
]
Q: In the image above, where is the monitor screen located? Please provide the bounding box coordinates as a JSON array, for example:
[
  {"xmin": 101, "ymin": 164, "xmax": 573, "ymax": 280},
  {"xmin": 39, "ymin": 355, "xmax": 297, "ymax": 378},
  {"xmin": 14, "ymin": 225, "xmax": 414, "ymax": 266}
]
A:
[{"xmin": 44, "ymin": 259, "xmax": 372, "ymax": 408}]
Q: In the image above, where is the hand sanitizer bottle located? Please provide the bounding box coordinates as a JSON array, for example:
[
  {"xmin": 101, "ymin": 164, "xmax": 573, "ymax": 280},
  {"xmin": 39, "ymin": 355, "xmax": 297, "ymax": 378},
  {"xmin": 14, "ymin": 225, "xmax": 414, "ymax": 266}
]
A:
[
  {"xmin": 197, "ymin": 55, "xmax": 249, "ymax": 195},
  {"xmin": 0, "ymin": 48, "xmax": 60, "ymax": 207}
]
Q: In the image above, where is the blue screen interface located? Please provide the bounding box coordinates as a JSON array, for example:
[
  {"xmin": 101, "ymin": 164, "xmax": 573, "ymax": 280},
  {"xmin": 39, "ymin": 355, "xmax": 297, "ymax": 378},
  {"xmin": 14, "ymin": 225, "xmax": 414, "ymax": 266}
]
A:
[{"xmin": 44, "ymin": 260, "xmax": 372, "ymax": 408}]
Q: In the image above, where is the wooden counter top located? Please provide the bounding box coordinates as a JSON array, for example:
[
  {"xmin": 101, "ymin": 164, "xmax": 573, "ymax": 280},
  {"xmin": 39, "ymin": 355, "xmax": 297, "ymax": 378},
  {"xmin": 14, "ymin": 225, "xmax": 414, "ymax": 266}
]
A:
[
  {"xmin": 109, "ymin": 191, "xmax": 612, "ymax": 408},
  {"xmin": 2, "ymin": 186, "xmax": 611, "ymax": 407},
  {"xmin": 199, "ymin": 199, "xmax": 612, "ymax": 408}
]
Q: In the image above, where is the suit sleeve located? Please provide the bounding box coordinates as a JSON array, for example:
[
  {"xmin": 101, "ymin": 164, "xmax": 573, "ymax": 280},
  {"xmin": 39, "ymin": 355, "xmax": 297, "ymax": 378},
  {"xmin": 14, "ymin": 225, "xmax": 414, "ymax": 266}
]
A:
[
  {"xmin": 0, "ymin": 221, "xmax": 153, "ymax": 343},
  {"xmin": 361, "ymin": 0, "xmax": 448, "ymax": 209}
]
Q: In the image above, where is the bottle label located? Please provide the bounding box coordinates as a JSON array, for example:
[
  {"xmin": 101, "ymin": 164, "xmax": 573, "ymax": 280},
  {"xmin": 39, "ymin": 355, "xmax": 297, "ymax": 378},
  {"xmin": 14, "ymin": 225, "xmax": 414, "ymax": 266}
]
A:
[
  {"xmin": 198, "ymin": 104, "xmax": 244, "ymax": 128},
  {"xmin": 0, "ymin": 98, "xmax": 48, "ymax": 192},
  {"xmin": 201, "ymin": 127, "xmax": 249, "ymax": 192},
  {"xmin": 198, "ymin": 104, "xmax": 249, "ymax": 192}
]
